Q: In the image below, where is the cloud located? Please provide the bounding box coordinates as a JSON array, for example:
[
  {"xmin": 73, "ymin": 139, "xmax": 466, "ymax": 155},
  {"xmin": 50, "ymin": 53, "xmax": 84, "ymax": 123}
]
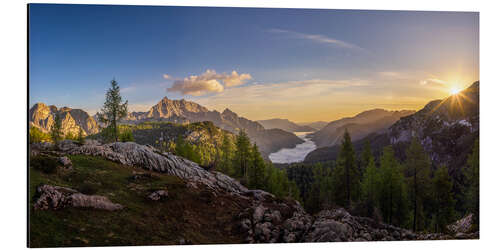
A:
[
  {"xmin": 163, "ymin": 74, "xmax": 171, "ymax": 79},
  {"xmin": 420, "ymin": 78, "xmax": 447, "ymax": 85},
  {"xmin": 167, "ymin": 69, "xmax": 252, "ymax": 96},
  {"xmin": 223, "ymin": 71, "xmax": 252, "ymax": 87},
  {"xmin": 268, "ymin": 28, "xmax": 364, "ymax": 51}
]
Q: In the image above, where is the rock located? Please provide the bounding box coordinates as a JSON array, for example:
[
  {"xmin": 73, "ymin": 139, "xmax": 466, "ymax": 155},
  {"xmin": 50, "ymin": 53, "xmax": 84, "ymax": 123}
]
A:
[
  {"xmin": 253, "ymin": 205, "xmax": 266, "ymax": 223},
  {"xmin": 64, "ymin": 142, "xmax": 249, "ymax": 194},
  {"xmin": 34, "ymin": 184, "xmax": 123, "ymax": 211},
  {"xmin": 58, "ymin": 156, "xmax": 72, "ymax": 168},
  {"xmin": 447, "ymin": 213, "xmax": 474, "ymax": 234},
  {"xmin": 147, "ymin": 190, "xmax": 169, "ymax": 201}
]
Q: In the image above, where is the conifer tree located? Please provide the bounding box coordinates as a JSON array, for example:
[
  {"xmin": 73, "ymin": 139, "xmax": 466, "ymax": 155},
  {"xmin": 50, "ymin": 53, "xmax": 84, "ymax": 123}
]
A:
[
  {"xmin": 50, "ymin": 113, "xmax": 63, "ymax": 146},
  {"xmin": 234, "ymin": 129, "xmax": 251, "ymax": 178},
  {"xmin": 333, "ymin": 130, "xmax": 360, "ymax": 207},
  {"xmin": 96, "ymin": 79, "xmax": 128, "ymax": 142},
  {"xmin": 77, "ymin": 127, "xmax": 85, "ymax": 145},
  {"xmin": 360, "ymin": 151, "xmax": 380, "ymax": 217},
  {"xmin": 218, "ymin": 133, "xmax": 235, "ymax": 175},
  {"xmin": 379, "ymin": 146, "xmax": 408, "ymax": 226},
  {"xmin": 432, "ymin": 165, "xmax": 456, "ymax": 233},
  {"xmin": 360, "ymin": 139, "xmax": 373, "ymax": 175},
  {"xmin": 405, "ymin": 137, "xmax": 431, "ymax": 231},
  {"xmin": 248, "ymin": 143, "xmax": 265, "ymax": 189},
  {"xmin": 465, "ymin": 138, "xmax": 479, "ymax": 224}
]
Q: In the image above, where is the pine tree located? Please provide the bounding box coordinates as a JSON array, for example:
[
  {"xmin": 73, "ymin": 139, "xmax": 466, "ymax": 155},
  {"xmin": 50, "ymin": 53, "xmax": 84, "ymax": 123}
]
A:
[
  {"xmin": 248, "ymin": 143, "xmax": 266, "ymax": 189},
  {"xmin": 96, "ymin": 79, "xmax": 128, "ymax": 142},
  {"xmin": 465, "ymin": 138, "xmax": 479, "ymax": 224},
  {"xmin": 333, "ymin": 130, "xmax": 360, "ymax": 207},
  {"xmin": 50, "ymin": 113, "xmax": 63, "ymax": 146},
  {"xmin": 218, "ymin": 133, "xmax": 235, "ymax": 175},
  {"xmin": 379, "ymin": 146, "xmax": 408, "ymax": 226},
  {"xmin": 405, "ymin": 137, "xmax": 431, "ymax": 231},
  {"xmin": 432, "ymin": 165, "xmax": 456, "ymax": 233},
  {"xmin": 234, "ymin": 129, "xmax": 251, "ymax": 178},
  {"xmin": 360, "ymin": 151, "xmax": 380, "ymax": 218},
  {"xmin": 360, "ymin": 139, "xmax": 373, "ymax": 175},
  {"xmin": 77, "ymin": 127, "xmax": 85, "ymax": 145}
]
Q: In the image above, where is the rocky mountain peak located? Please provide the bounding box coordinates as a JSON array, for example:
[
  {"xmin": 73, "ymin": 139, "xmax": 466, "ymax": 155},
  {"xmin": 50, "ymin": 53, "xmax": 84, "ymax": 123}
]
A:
[{"xmin": 29, "ymin": 103, "xmax": 99, "ymax": 136}]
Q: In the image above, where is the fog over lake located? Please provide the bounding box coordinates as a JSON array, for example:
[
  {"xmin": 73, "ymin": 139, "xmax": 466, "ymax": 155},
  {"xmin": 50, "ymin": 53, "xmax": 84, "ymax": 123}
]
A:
[{"xmin": 269, "ymin": 132, "xmax": 317, "ymax": 163}]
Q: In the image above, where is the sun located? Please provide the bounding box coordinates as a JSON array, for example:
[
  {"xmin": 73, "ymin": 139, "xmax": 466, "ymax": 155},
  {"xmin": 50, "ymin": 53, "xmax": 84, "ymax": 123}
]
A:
[{"xmin": 450, "ymin": 87, "xmax": 461, "ymax": 95}]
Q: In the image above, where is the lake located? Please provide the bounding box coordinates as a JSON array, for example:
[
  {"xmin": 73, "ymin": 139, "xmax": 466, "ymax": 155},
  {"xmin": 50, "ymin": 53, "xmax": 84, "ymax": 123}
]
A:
[{"xmin": 269, "ymin": 131, "xmax": 317, "ymax": 164}]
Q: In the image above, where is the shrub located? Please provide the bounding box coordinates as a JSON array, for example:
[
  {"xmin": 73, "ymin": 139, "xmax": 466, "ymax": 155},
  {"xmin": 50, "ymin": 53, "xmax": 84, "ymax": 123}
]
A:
[
  {"xmin": 119, "ymin": 128, "xmax": 135, "ymax": 142},
  {"xmin": 29, "ymin": 127, "xmax": 51, "ymax": 143},
  {"xmin": 30, "ymin": 155, "xmax": 59, "ymax": 174}
]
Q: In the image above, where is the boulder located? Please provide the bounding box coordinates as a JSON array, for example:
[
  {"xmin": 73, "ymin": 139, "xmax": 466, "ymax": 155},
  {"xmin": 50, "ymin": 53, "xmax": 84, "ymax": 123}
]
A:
[
  {"xmin": 34, "ymin": 184, "xmax": 123, "ymax": 211},
  {"xmin": 147, "ymin": 190, "xmax": 169, "ymax": 201},
  {"xmin": 58, "ymin": 156, "xmax": 72, "ymax": 169}
]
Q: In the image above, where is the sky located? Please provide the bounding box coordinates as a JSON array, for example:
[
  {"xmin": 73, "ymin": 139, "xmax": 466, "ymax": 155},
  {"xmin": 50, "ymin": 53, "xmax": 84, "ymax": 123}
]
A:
[{"xmin": 29, "ymin": 4, "xmax": 479, "ymax": 123}]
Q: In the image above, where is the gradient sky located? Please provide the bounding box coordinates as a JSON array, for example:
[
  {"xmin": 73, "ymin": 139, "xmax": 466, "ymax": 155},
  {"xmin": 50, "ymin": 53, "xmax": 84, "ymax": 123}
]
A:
[{"xmin": 29, "ymin": 4, "xmax": 479, "ymax": 123}]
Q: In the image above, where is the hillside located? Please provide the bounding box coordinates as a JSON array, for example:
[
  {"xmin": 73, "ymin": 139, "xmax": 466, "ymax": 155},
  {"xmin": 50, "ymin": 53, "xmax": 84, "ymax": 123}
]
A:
[
  {"xmin": 28, "ymin": 141, "xmax": 476, "ymax": 247},
  {"xmin": 304, "ymin": 81, "xmax": 480, "ymax": 176},
  {"xmin": 297, "ymin": 121, "xmax": 328, "ymax": 131},
  {"xmin": 29, "ymin": 103, "xmax": 99, "ymax": 136},
  {"xmin": 310, "ymin": 109, "xmax": 415, "ymax": 148},
  {"xmin": 257, "ymin": 118, "xmax": 315, "ymax": 133},
  {"xmin": 123, "ymin": 97, "xmax": 303, "ymax": 156}
]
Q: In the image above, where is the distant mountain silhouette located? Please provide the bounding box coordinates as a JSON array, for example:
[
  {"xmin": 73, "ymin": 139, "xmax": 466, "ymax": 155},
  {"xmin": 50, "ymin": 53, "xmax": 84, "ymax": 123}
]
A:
[{"xmin": 257, "ymin": 118, "xmax": 316, "ymax": 133}]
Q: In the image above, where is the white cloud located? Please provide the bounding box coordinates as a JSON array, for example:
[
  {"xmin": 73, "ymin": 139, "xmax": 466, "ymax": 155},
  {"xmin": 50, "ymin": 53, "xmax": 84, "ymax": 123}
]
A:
[
  {"xmin": 163, "ymin": 74, "xmax": 171, "ymax": 79},
  {"xmin": 420, "ymin": 78, "xmax": 447, "ymax": 85},
  {"xmin": 167, "ymin": 69, "xmax": 252, "ymax": 96},
  {"xmin": 268, "ymin": 28, "xmax": 364, "ymax": 51}
]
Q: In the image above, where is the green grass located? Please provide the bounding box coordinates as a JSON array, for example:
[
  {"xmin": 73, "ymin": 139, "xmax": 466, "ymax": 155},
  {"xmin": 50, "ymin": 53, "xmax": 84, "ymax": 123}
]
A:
[{"xmin": 29, "ymin": 154, "xmax": 245, "ymax": 247}]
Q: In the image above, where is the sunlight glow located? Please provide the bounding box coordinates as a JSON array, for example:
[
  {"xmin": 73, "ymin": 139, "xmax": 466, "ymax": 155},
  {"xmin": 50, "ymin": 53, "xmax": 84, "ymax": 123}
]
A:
[{"xmin": 450, "ymin": 87, "xmax": 461, "ymax": 95}]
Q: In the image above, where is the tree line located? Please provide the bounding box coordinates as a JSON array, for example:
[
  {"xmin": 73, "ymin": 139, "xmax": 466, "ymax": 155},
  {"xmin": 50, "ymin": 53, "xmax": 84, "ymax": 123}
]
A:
[{"xmin": 287, "ymin": 130, "xmax": 479, "ymax": 233}]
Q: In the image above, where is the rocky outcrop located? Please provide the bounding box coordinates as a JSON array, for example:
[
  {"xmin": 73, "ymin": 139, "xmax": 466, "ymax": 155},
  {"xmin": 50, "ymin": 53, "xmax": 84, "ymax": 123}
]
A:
[
  {"xmin": 29, "ymin": 103, "xmax": 99, "ymax": 136},
  {"xmin": 59, "ymin": 141, "xmax": 249, "ymax": 194},
  {"xmin": 34, "ymin": 184, "xmax": 123, "ymax": 211}
]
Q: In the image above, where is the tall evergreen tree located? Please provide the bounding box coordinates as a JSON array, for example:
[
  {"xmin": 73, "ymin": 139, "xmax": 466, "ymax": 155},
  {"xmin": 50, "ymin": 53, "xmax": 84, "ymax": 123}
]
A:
[
  {"xmin": 360, "ymin": 151, "xmax": 380, "ymax": 218},
  {"xmin": 405, "ymin": 137, "xmax": 431, "ymax": 231},
  {"xmin": 218, "ymin": 133, "xmax": 235, "ymax": 175},
  {"xmin": 248, "ymin": 143, "xmax": 266, "ymax": 189},
  {"xmin": 333, "ymin": 130, "xmax": 360, "ymax": 207},
  {"xmin": 465, "ymin": 138, "xmax": 479, "ymax": 224},
  {"xmin": 96, "ymin": 79, "xmax": 128, "ymax": 142},
  {"xmin": 234, "ymin": 129, "xmax": 251, "ymax": 178},
  {"xmin": 50, "ymin": 113, "xmax": 63, "ymax": 145},
  {"xmin": 379, "ymin": 146, "xmax": 408, "ymax": 226},
  {"xmin": 360, "ymin": 139, "xmax": 373, "ymax": 175},
  {"xmin": 432, "ymin": 165, "xmax": 456, "ymax": 233},
  {"xmin": 77, "ymin": 127, "xmax": 85, "ymax": 145}
]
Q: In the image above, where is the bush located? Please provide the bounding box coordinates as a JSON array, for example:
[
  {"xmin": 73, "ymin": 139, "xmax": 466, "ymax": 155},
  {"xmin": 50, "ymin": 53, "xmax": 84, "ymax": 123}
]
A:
[
  {"xmin": 29, "ymin": 127, "xmax": 51, "ymax": 143},
  {"xmin": 30, "ymin": 155, "xmax": 59, "ymax": 174},
  {"xmin": 119, "ymin": 128, "xmax": 134, "ymax": 142}
]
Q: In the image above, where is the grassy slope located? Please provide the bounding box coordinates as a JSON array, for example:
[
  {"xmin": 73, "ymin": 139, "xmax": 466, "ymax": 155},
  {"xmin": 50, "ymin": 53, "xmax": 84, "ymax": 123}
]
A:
[{"xmin": 29, "ymin": 155, "xmax": 247, "ymax": 247}]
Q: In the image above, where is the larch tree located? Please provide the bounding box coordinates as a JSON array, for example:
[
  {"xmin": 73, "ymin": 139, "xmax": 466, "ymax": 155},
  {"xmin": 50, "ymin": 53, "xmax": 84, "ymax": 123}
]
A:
[
  {"xmin": 50, "ymin": 113, "xmax": 63, "ymax": 146},
  {"xmin": 405, "ymin": 137, "xmax": 431, "ymax": 232},
  {"xmin": 96, "ymin": 79, "xmax": 128, "ymax": 142},
  {"xmin": 432, "ymin": 165, "xmax": 456, "ymax": 233},
  {"xmin": 234, "ymin": 129, "xmax": 251, "ymax": 178},
  {"xmin": 465, "ymin": 138, "xmax": 479, "ymax": 224},
  {"xmin": 333, "ymin": 130, "xmax": 360, "ymax": 208}
]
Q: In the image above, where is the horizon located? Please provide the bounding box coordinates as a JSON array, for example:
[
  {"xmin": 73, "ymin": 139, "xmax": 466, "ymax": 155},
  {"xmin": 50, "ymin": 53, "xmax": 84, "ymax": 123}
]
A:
[{"xmin": 29, "ymin": 4, "xmax": 479, "ymax": 123}]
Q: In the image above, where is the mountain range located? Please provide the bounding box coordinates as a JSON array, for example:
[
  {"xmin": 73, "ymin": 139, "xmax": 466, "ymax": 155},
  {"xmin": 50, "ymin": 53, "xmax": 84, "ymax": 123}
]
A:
[
  {"xmin": 304, "ymin": 81, "xmax": 480, "ymax": 176},
  {"xmin": 29, "ymin": 103, "xmax": 99, "ymax": 136},
  {"xmin": 29, "ymin": 97, "xmax": 304, "ymax": 157},
  {"xmin": 257, "ymin": 118, "xmax": 316, "ymax": 133},
  {"xmin": 310, "ymin": 109, "xmax": 415, "ymax": 148}
]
